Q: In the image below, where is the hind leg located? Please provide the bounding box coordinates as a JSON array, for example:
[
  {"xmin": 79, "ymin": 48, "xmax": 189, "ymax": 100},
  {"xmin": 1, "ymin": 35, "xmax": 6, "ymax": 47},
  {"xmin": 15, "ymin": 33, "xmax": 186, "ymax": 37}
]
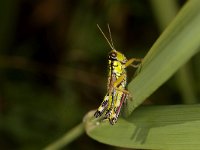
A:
[
  {"xmin": 94, "ymin": 94, "xmax": 110, "ymax": 118},
  {"xmin": 109, "ymin": 92, "xmax": 129, "ymax": 125}
]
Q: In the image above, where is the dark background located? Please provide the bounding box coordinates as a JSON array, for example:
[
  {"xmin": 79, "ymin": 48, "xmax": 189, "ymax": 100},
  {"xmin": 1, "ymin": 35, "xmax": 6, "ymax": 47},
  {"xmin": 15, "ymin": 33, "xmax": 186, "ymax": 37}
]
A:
[{"xmin": 1, "ymin": 0, "xmax": 198, "ymax": 150}]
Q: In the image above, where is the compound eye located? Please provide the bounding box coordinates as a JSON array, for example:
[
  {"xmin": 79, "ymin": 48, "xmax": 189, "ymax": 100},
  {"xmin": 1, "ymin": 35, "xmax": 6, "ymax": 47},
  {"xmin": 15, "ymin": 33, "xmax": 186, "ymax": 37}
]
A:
[{"xmin": 108, "ymin": 52, "xmax": 117, "ymax": 60}]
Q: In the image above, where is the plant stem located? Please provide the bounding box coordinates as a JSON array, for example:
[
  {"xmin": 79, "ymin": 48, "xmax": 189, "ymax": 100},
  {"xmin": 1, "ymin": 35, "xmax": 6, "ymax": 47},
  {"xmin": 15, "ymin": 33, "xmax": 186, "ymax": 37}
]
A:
[{"xmin": 44, "ymin": 123, "xmax": 85, "ymax": 150}]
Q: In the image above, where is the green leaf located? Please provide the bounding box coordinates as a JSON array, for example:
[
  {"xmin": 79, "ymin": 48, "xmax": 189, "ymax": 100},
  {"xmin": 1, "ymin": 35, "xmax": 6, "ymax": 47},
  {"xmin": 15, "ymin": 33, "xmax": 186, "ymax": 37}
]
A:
[
  {"xmin": 86, "ymin": 105, "xmax": 200, "ymax": 150},
  {"xmin": 85, "ymin": 0, "xmax": 200, "ymax": 149},
  {"xmin": 126, "ymin": 0, "xmax": 200, "ymax": 115}
]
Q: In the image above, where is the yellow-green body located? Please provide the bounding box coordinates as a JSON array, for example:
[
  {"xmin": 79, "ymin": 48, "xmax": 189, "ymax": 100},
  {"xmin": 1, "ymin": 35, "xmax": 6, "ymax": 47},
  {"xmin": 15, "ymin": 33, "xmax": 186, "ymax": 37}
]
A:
[
  {"xmin": 94, "ymin": 50, "xmax": 129, "ymax": 125},
  {"xmin": 94, "ymin": 24, "xmax": 141, "ymax": 125}
]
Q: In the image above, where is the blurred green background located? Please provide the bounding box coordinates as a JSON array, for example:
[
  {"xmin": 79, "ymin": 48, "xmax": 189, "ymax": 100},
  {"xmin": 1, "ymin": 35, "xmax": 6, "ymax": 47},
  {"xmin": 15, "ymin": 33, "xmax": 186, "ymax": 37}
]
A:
[{"xmin": 1, "ymin": 0, "xmax": 199, "ymax": 150}]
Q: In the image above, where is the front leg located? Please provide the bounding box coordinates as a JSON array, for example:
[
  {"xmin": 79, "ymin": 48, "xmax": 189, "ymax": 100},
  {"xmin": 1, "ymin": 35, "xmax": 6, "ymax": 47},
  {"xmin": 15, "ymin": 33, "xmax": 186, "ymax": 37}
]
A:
[{"xmin": 125, "ymin": 58, "xmax": 142, "ymax": 68}]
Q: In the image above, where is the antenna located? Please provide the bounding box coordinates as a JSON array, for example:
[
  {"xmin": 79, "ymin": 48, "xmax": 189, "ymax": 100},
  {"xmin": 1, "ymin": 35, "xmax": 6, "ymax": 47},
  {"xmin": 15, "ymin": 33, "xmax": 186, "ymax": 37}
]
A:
[
  {"xmin": 97, "ymin": 24, "xmax": 115, "ymax": 50},
  {"xmin": 107, "ymin": 24, "xmax": 115, "ymax": 49}
]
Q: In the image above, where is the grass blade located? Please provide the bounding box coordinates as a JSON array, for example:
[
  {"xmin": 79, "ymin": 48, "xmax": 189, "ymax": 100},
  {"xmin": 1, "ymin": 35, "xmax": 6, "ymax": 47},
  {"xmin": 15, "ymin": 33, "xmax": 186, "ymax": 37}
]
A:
[
  {"xmin": 126, "ymin": 0, "xmax": 200, "ymax": 115},
  {"xmin": 86, "ymin": 105, "xmax": 200, "ymax": 150}
]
